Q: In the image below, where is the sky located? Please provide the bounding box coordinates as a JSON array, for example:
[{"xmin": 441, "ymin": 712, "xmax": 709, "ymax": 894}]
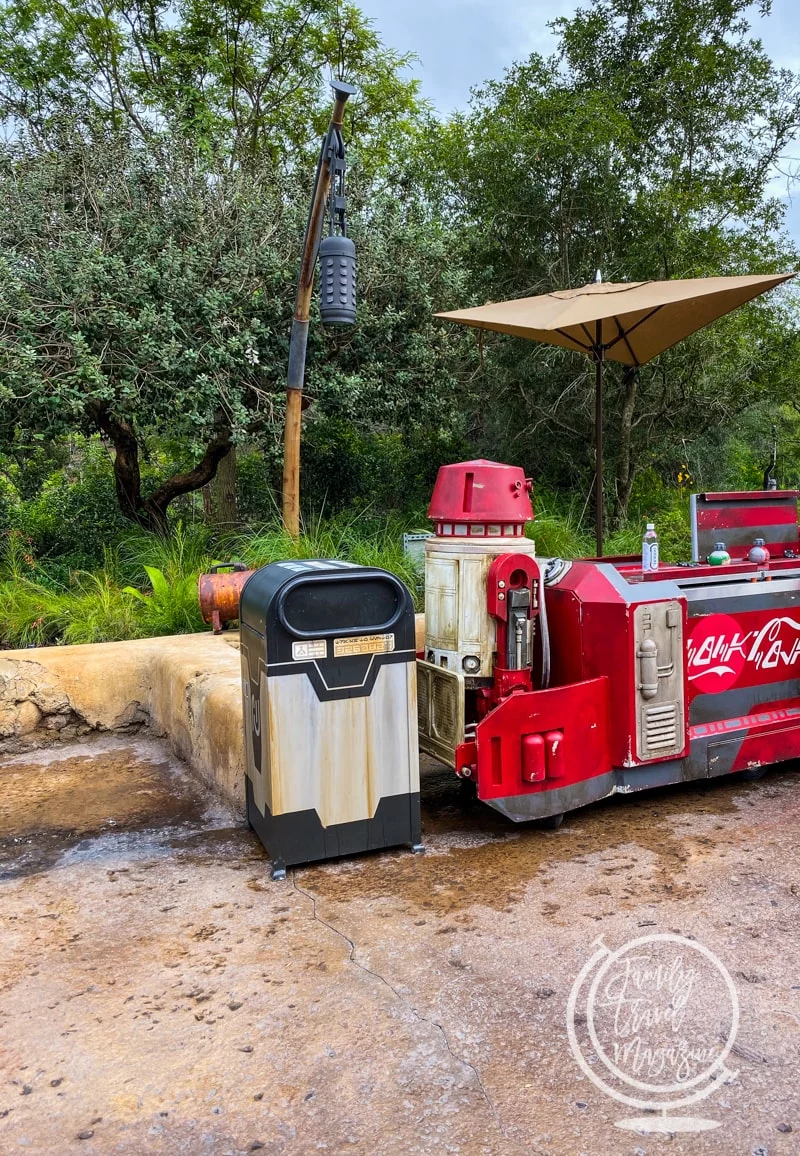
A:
[{"xmin": 355, "ymin": 0, "xmax": 800, "ymax": 238}]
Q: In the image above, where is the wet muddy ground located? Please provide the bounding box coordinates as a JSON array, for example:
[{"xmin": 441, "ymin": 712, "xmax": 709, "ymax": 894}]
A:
[{"xmin": 1, "ymin": 736, "xmax": 799, "ymax": 1155}]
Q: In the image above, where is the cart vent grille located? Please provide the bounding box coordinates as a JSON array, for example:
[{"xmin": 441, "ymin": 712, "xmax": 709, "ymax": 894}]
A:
[
  {"xmin": 644, "ymin": 702, "xmax": 679, "ymax": 753},
  {"xmin": 416, "ymin": 660, "xmax": 464, "ymax": 769},
  {"xmin": 432, "ymin": 676, "xmax": 457, "ymax": 739},
  {"xmin": 417, "ymin": 672, "xmax": 429, "ymax": 732}
]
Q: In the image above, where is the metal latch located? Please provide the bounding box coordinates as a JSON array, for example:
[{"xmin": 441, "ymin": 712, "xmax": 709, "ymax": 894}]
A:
[{"xmin": 637, "ymin": 603, "xmax": 681, "ymax": 699}]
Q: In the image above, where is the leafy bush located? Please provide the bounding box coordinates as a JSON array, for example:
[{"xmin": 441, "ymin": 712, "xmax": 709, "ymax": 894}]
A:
[
  {"xmin": 0, "ymin": 576, "xmax": 69, "ymax": 647},
  {"xmin": 15, "ymin": 440, "xmax": 131, "ymax": 568},
  {"xmin": 528, "ymin": 489, "xmax": 593, "ymax": 558},
  {"xmin": 115, "ymin": 522, "xmax": 214, "ymax": 587},
  {"xmin": 0, "ymin": 536, "xmax": 143, "ymax": 646},
  {"xmin": 62, "ymin": 572, "xmax": 145, "ymax": 645},
  {"xmin": 236, "ymin": 448, "xmax": 281, "ymax": 526},
  {"xmin": 0, "ymin": 514, "xmax": 426, "ymax": 647},
  {"xmin": 605, "ymin": 505, "xmax": 691, "ymax": 562},
  {"xmin": 0, "ymin": 475, "xmax": 19, "ymax": 535},
  {"xmin": 235, "ymin": 425, "xmax": 473, "ymax": 526}
]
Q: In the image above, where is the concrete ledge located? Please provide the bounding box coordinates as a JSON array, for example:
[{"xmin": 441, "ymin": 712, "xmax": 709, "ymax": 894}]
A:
[
  {"xmin": 0, "ymin": 633, "xmax": 246, "ymax": 815},
  {"xmin": 0, "ymin": 616, "xmax": 425, "ymax": 816}
]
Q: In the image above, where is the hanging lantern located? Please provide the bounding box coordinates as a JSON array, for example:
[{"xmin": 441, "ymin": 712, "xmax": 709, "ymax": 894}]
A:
[
  {"xmin": 317, "ymin": 102, "xmax": 356, "ymax": 327},
  {"xmin": 319, "ymin": 233, "xmax": 357, "ymax": 325}
]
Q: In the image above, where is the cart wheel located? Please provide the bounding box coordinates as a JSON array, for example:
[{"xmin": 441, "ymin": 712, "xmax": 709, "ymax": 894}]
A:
[
  {"xmin": 458, "ymin": 777, "xmax": 478, "ymax": 807},
  {"xmin": 731, "ymin": 766, "xmax": 767, "ymax": 783},
  {"xmin": 537, "ymin": 812, "xmax": 565, "ymax": 830}
]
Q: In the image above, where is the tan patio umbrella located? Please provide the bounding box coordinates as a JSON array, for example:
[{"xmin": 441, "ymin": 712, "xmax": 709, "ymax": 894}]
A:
[{"xmin": 436, "ymin": 273, "xmax": 795, "ymax": 555}]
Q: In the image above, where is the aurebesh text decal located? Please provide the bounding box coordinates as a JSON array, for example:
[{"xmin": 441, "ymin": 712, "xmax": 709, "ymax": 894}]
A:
[{"xmin": 687, "ymin": 612, "xmax": 800, "ymax": 693}]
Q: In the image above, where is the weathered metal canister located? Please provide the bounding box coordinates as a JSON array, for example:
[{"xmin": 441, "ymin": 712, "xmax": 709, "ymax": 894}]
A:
[{"xmin": 198, "ymin": 563, "xmax": 254, "ymax": 632}]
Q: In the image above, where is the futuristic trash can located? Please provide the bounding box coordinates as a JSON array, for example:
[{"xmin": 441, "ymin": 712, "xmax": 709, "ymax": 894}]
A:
[{"xmin": 240, "ymin": 560, "xmax": 422, "ymax": 877}]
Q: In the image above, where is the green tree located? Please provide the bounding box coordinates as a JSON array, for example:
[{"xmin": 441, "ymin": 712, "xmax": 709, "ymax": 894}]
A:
[
  {"xmin": 423, "ymin": 0, "xmax": 800, "ymax": 524},
  {"xmin": 0, "ymin": 131, "xmax": 297, "ymax": 530},
  {"xmin": 0, "ymin": 0, "xmax": 432, "ymax": 529},
  {"xmin": 0, "ymin": 128, "xmax": 470, "ymax": 530},
  {"xmin": 0, "ymin": 0, "xmax": 422, "ymax": 167}
]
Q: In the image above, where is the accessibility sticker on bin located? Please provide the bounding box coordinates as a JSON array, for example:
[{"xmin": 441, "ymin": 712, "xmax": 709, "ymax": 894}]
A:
[
  {"xmin": 292, "ymin": 639, "xmax": 327, "ymax": 660},
  {"xmin": 333, "ymin": 633, "xmax": 395, "ymax": 657}
]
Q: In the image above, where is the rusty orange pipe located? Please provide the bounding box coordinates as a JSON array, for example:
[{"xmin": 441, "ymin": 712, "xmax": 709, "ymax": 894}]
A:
[{"xmin": 198, "ymin": 564, "xmax": 254, "ymax": 633}]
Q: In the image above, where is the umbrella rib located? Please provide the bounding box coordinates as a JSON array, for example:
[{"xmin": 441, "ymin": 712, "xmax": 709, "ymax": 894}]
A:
[
  {"xmin": 603, "ymin": 305, "xmax": 664, "ymax": 357},
  {"xmin": 613, "ymin": 319, "xmax": 640, "ymax": 367},
  {"xmin": 579, "ymin": 323, "xmax": 598, "ymax": 351},
  {"xmin": 557, "ymin": 325, "xmax": 591, "ymax": 351}
]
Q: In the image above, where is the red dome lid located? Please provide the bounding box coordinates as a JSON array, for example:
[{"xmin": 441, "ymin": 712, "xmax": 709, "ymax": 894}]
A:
[{"xmin": 428, "ymin": 459, "xmax": 533, "ymax": 527}]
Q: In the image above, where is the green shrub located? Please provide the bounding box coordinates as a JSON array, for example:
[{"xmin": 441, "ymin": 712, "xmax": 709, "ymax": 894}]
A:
[
  {"xmin": 236, "ymin": 447, "xmax": 281, "ymax": 526},
  {"xmin": 62, "ymin": 571, "xmax": 145, "ymax": 645},
  {"xmin": 528, "ymin": 490, "xmax": 593, "ymax": 557},
  {"xmin": 16, "ymin": 439, "xmax": 131, "ymax": 568},
  {"xmin": 0, "ymin": 541, "xmax": 145, "ymax": 647},
  {"xmin": 115, "ymin": 522, "xmax": 213, "ymax": 587},
  {"xmin": 0, "ymin": 576, "xmax": 69, "ymax": 647},
  {"xmin": 0, "ymin": 528, "xmax": 38, "ymax": 582},
  {"xmin": 0, "ymin": 476, "xmax": 19, "ymax": 535},
  {"xmin": 124, "ymin": 565, "xmax": 204, "ymax": 636},
  {"xmin": 0, "ymin": 526, "xmax": 209, "ymax": 646}
]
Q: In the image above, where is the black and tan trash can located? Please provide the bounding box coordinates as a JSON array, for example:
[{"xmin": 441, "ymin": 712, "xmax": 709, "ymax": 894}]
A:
[{"xmin": 240, "ymin": 560, "xmax": 422, "ymax": 877}]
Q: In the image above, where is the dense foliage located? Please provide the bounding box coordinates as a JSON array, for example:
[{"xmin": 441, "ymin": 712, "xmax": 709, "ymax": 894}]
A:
[
  {"xmin": 2, "ymin": 0, "xmax": 800, "ymax": 645},
  {"xmin": 0, "ymin": 0, "xmax": 421, "ymax": 165},
  {"xmin": 418, "ymin": 0, "xmax": 800, "ymax": 523},
  {"xmin": 0, "ymin": 0, "xmax": 453, "ymax": 529}
]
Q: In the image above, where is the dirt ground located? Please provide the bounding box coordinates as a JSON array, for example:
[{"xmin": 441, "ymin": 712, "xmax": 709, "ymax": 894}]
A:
[{"xmin": 0, "ymin": 735, "xmax": 798, "ymax": 1156}]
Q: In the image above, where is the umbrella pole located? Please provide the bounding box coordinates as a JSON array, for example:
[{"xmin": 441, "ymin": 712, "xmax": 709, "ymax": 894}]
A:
[{"xmin": 595, "ymin": 322, "xmax": 604, "ymax": 557}]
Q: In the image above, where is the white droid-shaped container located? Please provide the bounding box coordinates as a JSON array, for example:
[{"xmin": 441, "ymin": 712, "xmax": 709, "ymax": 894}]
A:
[{"xmin": 424, "ymin": 459, "xmax": 536, "ymax": 678}]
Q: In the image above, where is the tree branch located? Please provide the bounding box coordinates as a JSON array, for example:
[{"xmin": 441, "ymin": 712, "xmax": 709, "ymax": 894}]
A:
[{"xmin": 143, "ymin": 427, "xmax": 233, "ymax": 526}]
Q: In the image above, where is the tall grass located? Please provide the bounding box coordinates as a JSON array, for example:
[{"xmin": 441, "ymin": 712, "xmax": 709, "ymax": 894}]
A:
[
  {"xmin": 0, "ymin": 557, "xmax": 142, "ymax": 647},
  {"xmin": 0, "ymin": 498, "xmax": 693, "ymax": 650},
  {"xmin": 530, "ymin": 488, "xmax": 692, "ymax": 560},
  {"xmin": 115, "ymin": 522, "xmax": 214, "ymax": 585},
  {"xmin": 223, "ymin": 511, "xmax": 424, "ymax": 608},
  {"xmin": 528, "ymin": 491, "xmax": 594, "ymax": 557},
  {"xmin": 123, "ymin": 565, "xmax": 205, "ymax": 636},
  {"xmin": 0, "ymin": 515, "xmax": 424, "ymax": 648},
  {"xmin": 0, "ymin": 528, "xmax": 205, "ymax": 647},
  {"xmin": 63, "ymin": 571, "xmax": 144, "ymax": 644}
]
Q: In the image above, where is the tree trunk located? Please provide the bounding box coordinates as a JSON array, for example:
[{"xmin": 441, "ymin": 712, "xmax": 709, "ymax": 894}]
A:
[
  {"xmin": 613, "ymin": 367, "xmax": 638, "ymax": 528},
  {"xmin": 87, "ymin": 402, "xmax": 233, "ymax": 532},
  {"xmin": 87, "ymin": 401, "xmax": 147, "ymax": 524},
  {"xmin": 202, "ymin": 445, "xmax": 238, "ymax": 530}
]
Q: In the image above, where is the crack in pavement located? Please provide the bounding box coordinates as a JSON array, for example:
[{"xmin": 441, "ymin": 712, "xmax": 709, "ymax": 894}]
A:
[{"xmin": 291, "ymin": 873, "xmax": 534, "ymax": 1154}]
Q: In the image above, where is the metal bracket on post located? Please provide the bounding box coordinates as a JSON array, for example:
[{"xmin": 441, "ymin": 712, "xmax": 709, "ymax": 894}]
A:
[{"xmin": 281, "ymin": 80, "xmax": 356, "ymax": 537}]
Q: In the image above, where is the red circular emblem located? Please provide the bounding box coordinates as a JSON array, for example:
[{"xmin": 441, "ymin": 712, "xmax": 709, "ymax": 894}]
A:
[{"xmin": 686, "ymin": 614, "xmax": 747, "ymax": 694}]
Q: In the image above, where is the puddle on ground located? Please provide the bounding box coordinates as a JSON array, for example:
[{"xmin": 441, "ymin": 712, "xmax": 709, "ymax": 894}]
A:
[
  {"xmin": 3, "ymin": 735, "xmax": 796, "ymax": 911},
  {"xmin": 301, "ymin": 758, "xmax": 799, "ymax": 915},
  {"xmin": 0, "ymin": 736, "xmax": 247, "ymax": 880}
]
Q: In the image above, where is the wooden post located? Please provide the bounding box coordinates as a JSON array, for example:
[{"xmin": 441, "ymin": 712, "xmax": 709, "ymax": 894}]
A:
[
  {"xmin": 281, "ymin": 83, "xmax": 355, "ymax": 538},
  {"xmin": 282, "ymin": 390, "xmax": 304, "ymax": 536}
]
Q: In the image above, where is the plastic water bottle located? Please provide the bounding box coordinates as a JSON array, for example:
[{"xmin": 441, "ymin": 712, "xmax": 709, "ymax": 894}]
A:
[{"xmin": 642, "ymin": 523, "xmax": 659, "ymax": 573}]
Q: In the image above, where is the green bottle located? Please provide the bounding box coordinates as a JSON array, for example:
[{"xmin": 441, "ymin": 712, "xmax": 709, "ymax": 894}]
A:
[{"xmin": 708, "ymin": 542, "xmax": 731, "ymax": 566}]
